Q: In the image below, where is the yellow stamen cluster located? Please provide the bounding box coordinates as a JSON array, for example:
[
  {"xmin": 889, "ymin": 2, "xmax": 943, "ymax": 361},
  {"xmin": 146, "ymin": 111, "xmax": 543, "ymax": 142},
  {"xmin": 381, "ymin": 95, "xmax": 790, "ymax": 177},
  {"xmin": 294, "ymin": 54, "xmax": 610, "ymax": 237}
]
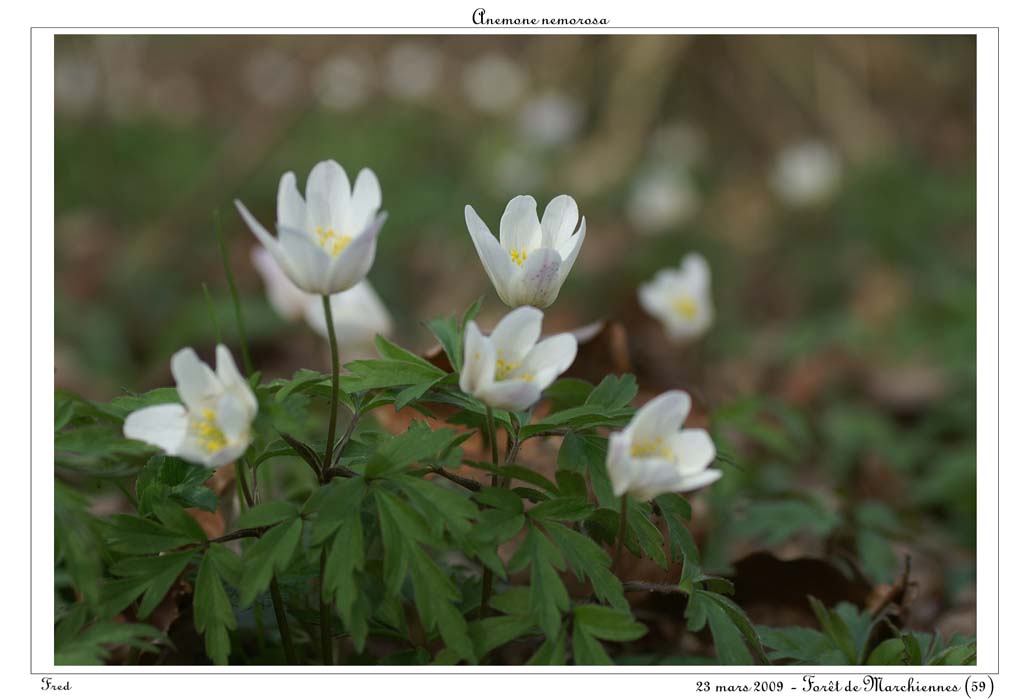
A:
[
  {"xmin": 519, "ymin": 372, "xmax": 535, "ymax": 382},
  {"xmin": 673, "ymin": 296, "xmax": 699, "ymax": 320},
  {"xmin": 315, "ymin": 226, "xmax": 353, "ymax": 257},
  {"xmin": 510, "ymin": 247, "xmax": 528, "ymax": 266},
  {"xmin": 495, "ymin": 357, "xmax": 520, "ymax": 380},
  {"xmin": 192, "ymin": 408, "xmax": 228, "ymax": 453},
  {"xmin": 630, "ymin": 436, "xmax": 676, "ymax": 462}
]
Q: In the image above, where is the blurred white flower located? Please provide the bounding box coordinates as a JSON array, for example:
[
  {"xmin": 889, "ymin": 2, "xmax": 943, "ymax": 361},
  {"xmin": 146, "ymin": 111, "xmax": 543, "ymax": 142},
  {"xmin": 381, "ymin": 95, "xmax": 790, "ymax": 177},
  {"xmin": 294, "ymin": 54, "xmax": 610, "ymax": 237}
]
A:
[
  {"xmin": 627, "ymin": 168, "xmax": 699, "ymax": 235},
  {"xmin": 461, "ymin": 53, "xmax": 527, "ymax": 114},
  {"xmin": 465, "ymin": 195, "xmax": 586, "ymax": 308},
  {"xmin": 313, "ymin": 54, "xmax": 370, "ymax": 111},
  {"xmin": 244, "ymin": 48, "xmax": 303, "ymax": 107},
  {"xmin": 55, "ymin": 53, "xmax": 100, "ymax": 116},
  {"xmin": 518, "ymin": 92, "xmax": 584, "ymax": 147},
  {"xmin": 770, "ymin": 140, "xmax": 842, "ymax": 207},
  {"xmin": 236, "ymin": 160, "xmax": 387, "ymax": 295},
  {"xmin": 460, "ymin": 306, "xmax": 577, "ymax": 411},
  {"xmin": 606, "ymin": 390, "xmax": 720, "ymax": 501},
  {"xmin": 251, "ymin": 247, "xmax": 393, "ymax": 357},
  {"xmin": 639, "ymin": 253, "xmax": 714, "ymax": 342},
  {"xmin": 384, "ymin": 43, "xmax": 442, "ymax": 101},
  {"xmin": 146, "ymin": 73, "xmax": 202, "ymax": 125},
  {"xmin": 124, "ymin": 345, "xmax": 258, "ymax": 467}
]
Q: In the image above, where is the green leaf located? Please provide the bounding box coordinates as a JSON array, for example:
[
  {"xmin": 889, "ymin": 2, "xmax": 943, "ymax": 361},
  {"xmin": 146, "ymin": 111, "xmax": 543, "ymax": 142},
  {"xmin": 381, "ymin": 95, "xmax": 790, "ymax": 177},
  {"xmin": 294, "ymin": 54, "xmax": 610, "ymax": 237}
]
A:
[
  {"xmin": 311, "ymin": 477, "xmax": 368, "ymax": 543},
  {"xmin": 808, "ymin": 596, "xmax": 857, "ymax": 663},
  {"xmin": 510, "ymin": 525, "xmax": 568, "ymax": 640},
  {"xmin": 474, "ymin": 486, "xmax": 525, "ymax": 514},
  {"xmin": 364, "ymin": 421, "xmax": 458, "ymax": 478},
  {"xmin": 700, "ymin": 590, "xmax": 769, "ymax": 664},
  {"xmin": 374, "ymin": 335, "xmax": 444, "ymax": 370},
  {"xmin": 55, "ymin": 482, "xmax": 102, "ymax": 609},
  {"xmin": 557, "ymin": 432, "xmax": 588, "ymax": 474},
  {"xmin": 135, "ymin": 455, "xmax": 216, "ymax": 516},
  {"xmin": 543, "ymin": 522, "xmax": 627, "ymax": 610},
  {"xmin": 152, "ymin": 501, "xmax": 208, "ymax": 543},
  {"xmin": 757, "ymin": 625, "xmax": 837, "ymax": 664},
  {"xmin": 234, "ymin": 500, "xmax": 301, "ymax": 531},
  {"xmin": 109, "ymin": 550, "xmax": 195, "ymax": 619},
  {"xmin": 573, "ymin": 605, "xmax": 646, "ymax": 641},
  {"xmin": 544, "ymin": 378, "xmax": 595, "ymax": 413},
  {"xmin": 527, "ymin": 634, "xmax": 567, "ymax": 665},
  {"xmin": 704, "ymin": 595, "xmax": 752, "ymax": 665},
  {"xmin": 104, "ymin": 514, "xmax": 195, "ymax": 554},
  {"xmin": 867, "ymin": 638, "xmax": 907, "ymax": 665},
  {"xmin": 529, "ymin": 497, "xmax": 593, "ymax": 522},
  {"xmin": 627, "ymin": 503, "xmax": 667, "ymax": 569},
  {"xmin": 572, "ymin": 623, "xmax": 613, "ymax": 665},
  {"xmin": 469, "ymin": 614, "xmax": 536, "ymax": 658},
  {"xmin": 238, "ymin": 518, "xmax": 303, "ymax": 606},
  {"xmin": 194, "ymin": 547, "xmax": 237, "ymax": 664},
  {"xmin": 339, "ymin": 358, "xmax": 445, "ymax": 393},
  {"xmin": 586, "ymin": 374, "xmax": 638, "ymax": 409}
]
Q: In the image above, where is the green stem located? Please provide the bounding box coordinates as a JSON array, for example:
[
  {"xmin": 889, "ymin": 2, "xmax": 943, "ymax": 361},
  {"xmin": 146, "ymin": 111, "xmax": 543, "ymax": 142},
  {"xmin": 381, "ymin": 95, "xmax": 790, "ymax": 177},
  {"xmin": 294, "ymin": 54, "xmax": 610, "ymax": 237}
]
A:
[
  {"xmin": 319, "ymin": 546, "xmax": 334, "ymax": 665},
  {"xmin": 269, "ymin": 577, "xmax": 299, "ymax": 665},
  {"xmin": 318, "ymin": 295, "xmax": 340, "ymax": 665},
  {"xmin": 478, "ymin": 406, "xmax": 500, "ymax": 619},
  {"xmin": 613, "ymin": 494, "xmax": 628, "ymax": 570},
  {"xmin": 236, "ymin": 461, "xmax": 296, "ymax": 664},
  {"xmin": 214, "ymin": 209, "xmax": 252, "ymax": 376},
  {"xmin": 321, "ymin": 295, "xmax": 340, "ymax": 476}
]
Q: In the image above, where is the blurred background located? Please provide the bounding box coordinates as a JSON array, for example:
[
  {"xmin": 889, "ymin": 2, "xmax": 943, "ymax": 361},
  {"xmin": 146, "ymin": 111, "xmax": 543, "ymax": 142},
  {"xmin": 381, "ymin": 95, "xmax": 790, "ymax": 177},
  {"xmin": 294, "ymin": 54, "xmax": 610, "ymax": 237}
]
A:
[{"xmin": 55, "ymin": 35, "xmax": 976, "ymax": 640}]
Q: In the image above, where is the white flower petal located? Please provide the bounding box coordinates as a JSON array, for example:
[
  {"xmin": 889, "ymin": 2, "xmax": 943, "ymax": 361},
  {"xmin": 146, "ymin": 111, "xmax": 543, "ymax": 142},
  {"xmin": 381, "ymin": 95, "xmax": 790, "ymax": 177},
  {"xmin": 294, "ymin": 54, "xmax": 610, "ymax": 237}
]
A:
[
  {"xmin": 488, "ymin": 306, "xmax": 543, "ymax": 363},
  {"xmin": 672, "ymin": 468, "xmax": 723, "ymax": 493},
  {"xmin": 466, "ymin": 205, "xmax": 514, "ymax": 304},
  {"xmin": 476, "ymin": 378, "xmax": 541, "ymax": 412},
  {"xmin": 123, "ymin": 404, "xmax": 188, "ymax": 455},
  {"xmin": 627, "ymin": 457, "xmax": 691, "ymax": 501},
  {"xmin": 498, "ymin": 195, "xmax": 542, "ymax": 253},
  {"xmin": 216, "ymin": 392, "xmax": 252, "ymax": 443},
  {"xmin": 555, "ymin": 216, "xmax": 586, "ymax": 293},
  {"xmin": 510, "ymin": 247, "xmax": 563, "ymax": 308},
  {"xmin": 278, "ymin": 223, "xmax": 331, "ymax": 293},
  {"xmin": 627, "ymin": 390, "xmax": 692, "ymax": 445},
  {"xmin": 680, "ymin": 253, "xmax": 710, "ymax": 290},
  {"xmin": 236, "ymin": 199, "xmax": 306, "ymax": 284},
  {"xmin": 305, "ymin": 160, "xmax": 350, "ymax": 231},
  {"xmin": 344, "ymin": 168, "xmax": 381, "ymax": 235},
  {"xmin": 668, "ymin": 428, "xmax": 716, "ymax": 476},
  {"xmin": 326, "ymin": 211, "xmax": 386, "ymax": 294},
  {"xmin": 521, "ymin": 332, "xmax": 577, "ymax": 389},
  {"xmin": 460, "ymin": 320, "xmax": 496, "ymax": 394},
  {"xmin": 251, "ymin": 247, "xmax": 310, "ymax": 321},
  {"xmin": 277, "ymin": 171, "xmax": 307, "ymax": 231},
  {"xmin": 540, "ymin": 194, "xmax": 578, "ymax": 250},
  {"xmin": 606, "ymin": 430, "xmax": 633, "ymax": 497},
  {"xmin": 171, "ymin": 348, "xmax": 221, "ymax": 413},
  {"xmin": 215, "ymin": 344, "xmax": 258, "ymax": 418}
]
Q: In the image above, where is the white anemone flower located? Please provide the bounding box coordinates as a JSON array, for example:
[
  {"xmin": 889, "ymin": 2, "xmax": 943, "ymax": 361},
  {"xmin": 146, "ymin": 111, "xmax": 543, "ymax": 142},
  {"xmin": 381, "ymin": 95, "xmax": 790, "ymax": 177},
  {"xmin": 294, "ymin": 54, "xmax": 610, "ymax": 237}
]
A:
[
  {"xmin": 770, "ymin": 140, "xmax": 841, "ymax": 207},
  {"xmin": 606, "ymin": 390, "xmax": 720, "ymax": 501},
  {"xmin": 123, "ymin": 345, "xmax": 258, "ymax": 468},
  {"xmin": 465, "ymin": 195, "xmax": 586, "ymax": 309},
  {"xmin": 638, "ymin": 253, "xmax": 714, "ymax": 342},
  {"xmin": 251, "ymin": 247, "xmax": 393, "ymax": 356},
  {"xmin": 235, "ymin": 160, "xmax": 388, "ymax": 296},
  {"xmin": 459, "ymin": 306, "xmax": 577, "ymax": 412}
]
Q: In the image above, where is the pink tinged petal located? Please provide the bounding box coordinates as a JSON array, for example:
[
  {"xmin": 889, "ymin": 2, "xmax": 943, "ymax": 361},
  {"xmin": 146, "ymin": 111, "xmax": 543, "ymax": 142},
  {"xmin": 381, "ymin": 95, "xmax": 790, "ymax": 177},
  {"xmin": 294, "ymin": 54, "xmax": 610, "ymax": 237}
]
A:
[
  {"xmin": 627, "ymin": 390, "xmax": 693, "ymax": 445},
  {"xmin": 171, "ymin": 348, "xmax": 221, "ymax": 413},
  {"xmin": 344, "ymin": 168, "xmax": 382, "ymax": 236},
  {"xmin": 488, "ymin": 306, "xmax": 543, "ymax": 363},
  {"xmin": 278, "ymin": 223, "xmax": 332, "ymax": 293},
  {"xmin": 277, "ymin": 172, "xmax": 307, "ymax": 231},
  {"xmin": 215, "ymin": 344, "xmax": 258, "ymax": 418},
  {"xmin": 305, "ymin": 160, "xmax": 351, "ymax": 231},
  {"xmin": 540, "ymin": 195, "xmax": 579, "ymax": 250},
  {"xmin": 326, "ymin": 212, "xmax": 387, "ymax": 294},
  {"xmin": 521, "ymin": 332, "xmax": 577, "ymax": 389},
  {"xmin": 511, "ymin": 247, "xmax": 563, "ymax": 308},
  {"xmin": 123, "ymin": 404, "xmax": 189, "ymax": 455},
  {"xmin": 476, "ymin": 378, "xmax": 541, "ymax": 412},
  {"xmin": 251, "ymin": 247, "xmax": 310, "ymax": 320},
  {"xmin": 460, "ymin": 321, "xmax": 496, "ymax": 395},
  {"xmin": 465, "ymin": 205, "xmax": 514, "ymax": 304},
  {"xmin": 498, "ymin": 195, "xmax": 542, "ymax": 253}
]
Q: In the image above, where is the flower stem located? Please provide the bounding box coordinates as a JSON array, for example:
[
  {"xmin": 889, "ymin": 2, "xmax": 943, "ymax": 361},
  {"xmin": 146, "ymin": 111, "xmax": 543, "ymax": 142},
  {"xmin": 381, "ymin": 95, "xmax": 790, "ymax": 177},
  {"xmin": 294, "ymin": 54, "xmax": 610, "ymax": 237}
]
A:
[
  {"xmin": 478, "ymin": 406, "xmax": 500, "ymax": 619},
  {"xmin": 613, "ymin": 494, "xmax": 628, "ymax": 570},
  {"xmin": 320, "ymin": 295, "xmax": 341, "ymax": 476},
  {"xmin": 214, "ymin": 209, "xmax": 253, "ymax": 376},
  {"xmin": 236, "ymin": 460, "xmax": 296, "ymax": 664},
  {"xmin": 318, "ymin": 294, "xmax": 340, "ymax": 665}
]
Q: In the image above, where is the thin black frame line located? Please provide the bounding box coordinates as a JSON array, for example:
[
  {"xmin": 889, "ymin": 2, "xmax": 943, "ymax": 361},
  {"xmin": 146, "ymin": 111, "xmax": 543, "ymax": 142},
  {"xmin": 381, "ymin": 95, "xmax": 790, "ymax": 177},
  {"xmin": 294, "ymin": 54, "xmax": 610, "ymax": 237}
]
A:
[
  {"xmin": 35, "ymin": 27, "xmax": 999, "ymax": 676},
  {"xmin": 33, "ymin": 26, "xmax": 997, "ymax": 30}
]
